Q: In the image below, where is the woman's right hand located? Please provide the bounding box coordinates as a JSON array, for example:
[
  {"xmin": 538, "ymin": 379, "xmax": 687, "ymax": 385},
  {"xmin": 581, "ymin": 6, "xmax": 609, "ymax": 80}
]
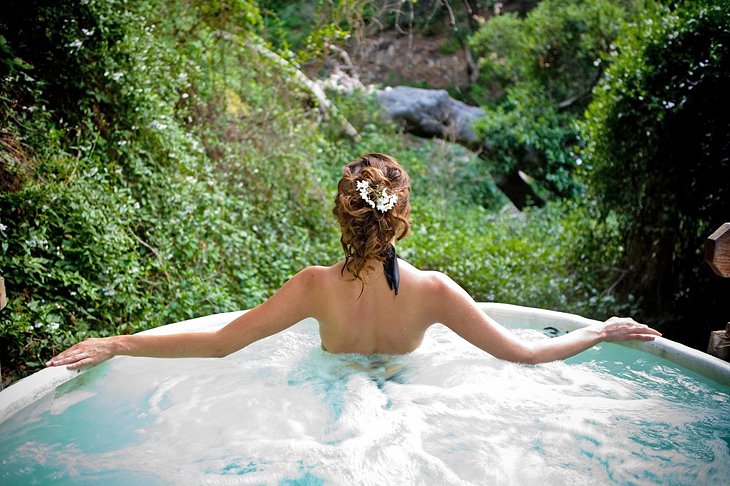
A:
[
  {"xmin": 596, "ymin": 316, "xmax": 662, "ymax": 343},
  {"xmin": 46, "ymin": 337, "xmax": 119, "ymax": 370}
]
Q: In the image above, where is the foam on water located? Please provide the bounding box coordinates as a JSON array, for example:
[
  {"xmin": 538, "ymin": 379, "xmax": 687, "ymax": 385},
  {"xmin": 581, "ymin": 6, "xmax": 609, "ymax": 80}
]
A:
[{"xmin": 1, "ymin": 320, "xmax": 729, "ymax": 485}]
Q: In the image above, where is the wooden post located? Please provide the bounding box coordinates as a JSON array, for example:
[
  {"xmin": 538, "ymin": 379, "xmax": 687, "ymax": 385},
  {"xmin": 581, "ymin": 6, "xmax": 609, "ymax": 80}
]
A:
[
  {"xmin": 0, "ymin": 276, "xmax": 6, "ymax": 310},
  {"xmin": 707, "ymin": 323, "xmax": 730, "ymax": 362},
  {"xmin": 705, "ymin": 223, "xmax": 730, "ymax": 361},
  {"xmin": 705, "ymin": 222, "xmax": 730, "ymax": 277}
]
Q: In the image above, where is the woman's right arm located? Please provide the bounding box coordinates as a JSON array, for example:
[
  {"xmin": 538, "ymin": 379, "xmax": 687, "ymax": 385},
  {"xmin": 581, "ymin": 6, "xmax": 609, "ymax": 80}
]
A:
[
  {"xmin": 426, "ymin": 272, "xmax": 660, "ymax": 364},
  {"xmin": 47, "ymin": 267, "xmax": 323, "ymax": 370}
]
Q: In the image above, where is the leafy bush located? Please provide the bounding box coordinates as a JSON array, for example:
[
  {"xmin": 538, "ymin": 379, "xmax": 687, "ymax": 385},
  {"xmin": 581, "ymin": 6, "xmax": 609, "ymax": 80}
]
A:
[
  {"xmin": 581, "ymin": 0, "xmax": 730, "ymax": 346},
  {"xmin": 0, "ymin": 0, "xmax": 338, "ymax": 381},
  {"xmin": 401, "ymin": 198, "xmax": 624, "ymax": 319},
  {"xmin": 468, "ymin": 0, "xmax": 643, "ymax": 201}
]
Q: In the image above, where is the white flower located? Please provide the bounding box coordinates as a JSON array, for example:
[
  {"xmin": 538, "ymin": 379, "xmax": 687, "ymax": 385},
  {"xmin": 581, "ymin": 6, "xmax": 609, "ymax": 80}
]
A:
[
  {"xmin": 356, "ymin": 180, "xmax": 375, "ymax": 207},
  {"xmin": 0, "ymin": 223, "xmax": 6, "ymax": 231},
  {"xmin": 356, "ymin": 179, "xmax": 398, "ymax": 213},
  {"xmin": 49, "ymin": 322, "xmax": 60, "ymax": 331},
  {"xmin": 375, "ymin": 189, "xmax": 398, "ymax": 213}
]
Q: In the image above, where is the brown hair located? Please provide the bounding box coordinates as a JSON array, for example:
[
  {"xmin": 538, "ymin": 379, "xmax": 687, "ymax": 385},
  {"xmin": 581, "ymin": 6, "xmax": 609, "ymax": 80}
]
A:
[{"xmin": 332, "ymin": 153, "xmax": 412, "ymax": 286}]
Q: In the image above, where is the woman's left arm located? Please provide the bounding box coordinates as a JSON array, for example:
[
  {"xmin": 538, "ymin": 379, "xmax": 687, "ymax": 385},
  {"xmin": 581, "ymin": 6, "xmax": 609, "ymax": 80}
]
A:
[
  {"xmin": 47, "ymin": 267, "xmax": 322, "ymax": 370},
  {"xmin": 523, "ymin": 316, "xmax": 662, "ymax": 364},
  {"xmin": 427, "ymin": 272, "xmax": 661, "ymax": 364}
]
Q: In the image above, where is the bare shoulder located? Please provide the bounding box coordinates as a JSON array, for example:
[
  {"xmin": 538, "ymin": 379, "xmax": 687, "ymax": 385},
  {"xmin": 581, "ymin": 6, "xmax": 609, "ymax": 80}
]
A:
[
  {"xmin": 264, "ymin": 265, "xmax": 330, "ymax": 314},
  {"xmin": 399, "ymin": 262, "xmax": 477, "ymax": 324},
  {"xmin": 399, "ymin": 260, "xmax": 454, "ymax": 288},
  {"xmin": 296, "ymin": 264, "xmax": 328, "ymax": 278},
  {"xmin": 398, "ymin": 260, "xmax": 463, "ymax": 299},
  {"xmin": 290, "ymin": 265, "xmax": 330, "ymax": 288},
  {"xmin": 291, "ymin": 263, "xmax": 347, "ymax": 290}
]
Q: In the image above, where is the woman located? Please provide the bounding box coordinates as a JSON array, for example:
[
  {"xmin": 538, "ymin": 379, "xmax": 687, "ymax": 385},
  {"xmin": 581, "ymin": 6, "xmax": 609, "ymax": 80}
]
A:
[{"xmin": 47, "ymin": 153, "xmax": 660, "ymax": 370}]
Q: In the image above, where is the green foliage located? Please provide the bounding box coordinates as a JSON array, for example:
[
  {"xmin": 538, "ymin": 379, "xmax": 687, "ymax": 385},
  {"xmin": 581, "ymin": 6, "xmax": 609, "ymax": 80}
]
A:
[
  {"xmin": 473, "ymin": 86, "xmax": 583, "ymax": 198},
  {"xmin": 0, "ymin": 0, "xmax": 338, "ymax": 380},
  {"xmin": 468, "ymin": 0, "xmax": 643, "ymax": 200},
  {"xmin": 581, "ymin": 0, "xmax": 730, "ymax": 343},
  {"xmin": 260, "ymin": 0, "xmax": 368, "ymax": 57},
  {"xmin": 470, "ymin": 0, "xmax": 635, "ymax": 104},
  {"xmin": 403, "ymin": 196, "xmax": 625, "ymax": 318}
]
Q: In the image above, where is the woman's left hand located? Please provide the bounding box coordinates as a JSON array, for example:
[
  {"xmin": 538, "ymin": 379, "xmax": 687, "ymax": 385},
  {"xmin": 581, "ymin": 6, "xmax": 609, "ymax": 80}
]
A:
[
  {"xmin": 596, "ymin": 316, "xmax": 662, "ymax": 342},
  {"xmin": 46, "ymin": 337, "xmax": 119, "ymax": 370}
]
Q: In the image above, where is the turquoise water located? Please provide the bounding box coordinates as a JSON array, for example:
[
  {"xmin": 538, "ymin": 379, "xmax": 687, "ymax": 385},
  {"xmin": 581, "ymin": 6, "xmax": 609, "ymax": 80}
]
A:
[{"xmin": 1, "ymin": 321, "xmax": 728, "ymax": 485}]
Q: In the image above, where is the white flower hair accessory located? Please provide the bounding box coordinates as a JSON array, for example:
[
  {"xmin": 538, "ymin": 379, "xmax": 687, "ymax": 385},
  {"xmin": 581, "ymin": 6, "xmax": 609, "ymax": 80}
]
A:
[{"xmin": 356, "ymin": 179, "xmax": 398, "ymax": 213}]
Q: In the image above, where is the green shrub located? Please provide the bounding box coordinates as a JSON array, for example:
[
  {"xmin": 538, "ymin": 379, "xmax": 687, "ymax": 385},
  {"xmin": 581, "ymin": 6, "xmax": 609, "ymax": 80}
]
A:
[
  {"xmin": 0, "ymin": 0, "xmax": 338, "ymax": 381},
  {"xmin": 401, "ymin": 198, "xmax": 624, "ymax": 319},
  {"xmin": 581, "ymin": 0, "xmax": 730, "ymax": 346},
  {"xmin": 468, "ymin": 0, "xmax": 644, "ymax": 201}
]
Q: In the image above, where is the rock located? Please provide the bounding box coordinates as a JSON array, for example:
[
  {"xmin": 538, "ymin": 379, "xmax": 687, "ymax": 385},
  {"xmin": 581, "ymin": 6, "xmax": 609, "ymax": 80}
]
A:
[{"xmin": 376, "ymin": 86, "xmax": 486, "ymax": 149}]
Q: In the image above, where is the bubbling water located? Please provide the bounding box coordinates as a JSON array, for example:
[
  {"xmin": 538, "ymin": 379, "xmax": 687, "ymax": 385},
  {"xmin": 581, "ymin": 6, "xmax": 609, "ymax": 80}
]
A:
[{"xmin": 1, "ymin": 320, "xmax": 729, "ymax": 485}]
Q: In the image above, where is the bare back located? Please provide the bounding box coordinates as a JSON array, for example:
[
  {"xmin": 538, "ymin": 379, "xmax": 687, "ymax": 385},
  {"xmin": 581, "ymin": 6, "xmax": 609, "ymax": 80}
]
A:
[{"xmin": 312, "ymin": 258, "xmax": 440, "ymax": 354}]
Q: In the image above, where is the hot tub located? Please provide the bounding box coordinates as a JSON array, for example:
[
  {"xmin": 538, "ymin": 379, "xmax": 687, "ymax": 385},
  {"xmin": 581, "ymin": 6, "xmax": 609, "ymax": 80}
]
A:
[{"xmin": 1, "ymin": 303, "xmax": 728, "ymax": 485}]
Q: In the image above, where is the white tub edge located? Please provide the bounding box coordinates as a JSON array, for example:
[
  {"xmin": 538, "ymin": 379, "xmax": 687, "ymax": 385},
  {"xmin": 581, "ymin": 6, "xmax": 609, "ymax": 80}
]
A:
[{"xmin": 1, "ymin": 304, "xmax": 729, "ymax": 425}]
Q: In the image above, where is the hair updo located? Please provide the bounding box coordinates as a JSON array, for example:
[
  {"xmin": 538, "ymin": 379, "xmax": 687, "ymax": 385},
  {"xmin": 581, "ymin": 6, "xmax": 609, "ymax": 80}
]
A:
[{"xmin": 332, "ymin": 153, "xmax": 412, "ymax": 285}]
